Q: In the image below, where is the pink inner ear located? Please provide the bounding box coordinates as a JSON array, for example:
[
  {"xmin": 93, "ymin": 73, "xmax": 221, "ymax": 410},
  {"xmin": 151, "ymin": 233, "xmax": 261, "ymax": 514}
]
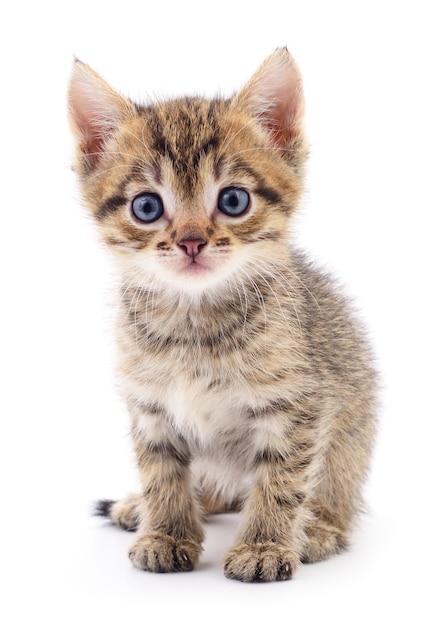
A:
[
  {"xmin": 76, "ymin": 113, "xmax": 115, "ymax": 167},
  {"xmin": 260, "ymin": 97, "xmax": 301, "ymax": 150},
  {"xmin": 69, "ymin": 101, "xmax": 107, "ymax": 165},
  {"xmin": 261, "ymin": 70, "xmax": 304, "ymax": 150},
  {"xmin": 68, "ymin": 62, "xmax": 128, "ymax": 167},
  {"xmin": 234, "ymin": 49, "xmax": 305, "ymax": 151}
]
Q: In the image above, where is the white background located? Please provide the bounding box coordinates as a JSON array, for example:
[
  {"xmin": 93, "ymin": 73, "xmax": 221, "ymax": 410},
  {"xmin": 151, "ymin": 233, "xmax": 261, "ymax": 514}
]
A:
[{"xmin": 1, "ymin": 1, "xmax": 443, "ymax": 624}]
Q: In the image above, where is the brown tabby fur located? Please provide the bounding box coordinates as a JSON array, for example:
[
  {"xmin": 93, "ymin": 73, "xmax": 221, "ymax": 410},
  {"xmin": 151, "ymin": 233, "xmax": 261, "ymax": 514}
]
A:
[{"xmin": 68, "ymin": 49, "xmax": 377, "ymax": 582}]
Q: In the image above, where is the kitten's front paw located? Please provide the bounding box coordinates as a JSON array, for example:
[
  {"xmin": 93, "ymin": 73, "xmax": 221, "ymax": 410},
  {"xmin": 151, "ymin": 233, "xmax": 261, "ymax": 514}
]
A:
[
  {"xmin": 223, "ymin": 543, "xmax": 298, "ymax": 582},
  {"xmin": 129, "ymin": 533, "xmax": 201, "ymax": 573}
]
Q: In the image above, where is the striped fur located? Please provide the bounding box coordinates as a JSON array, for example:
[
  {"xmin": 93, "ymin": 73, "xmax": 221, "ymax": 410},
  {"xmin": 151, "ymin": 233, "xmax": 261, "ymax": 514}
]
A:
[{"xmin": 69, "ymin": 49, "xmax": 377, "ymax": 582}]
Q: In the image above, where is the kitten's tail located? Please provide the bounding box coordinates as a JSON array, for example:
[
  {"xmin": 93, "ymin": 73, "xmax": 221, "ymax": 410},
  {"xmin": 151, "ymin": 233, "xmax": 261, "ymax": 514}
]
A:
[{"xmin": 93, "ymin": 499, "xmax": 116, "ymax": 519}]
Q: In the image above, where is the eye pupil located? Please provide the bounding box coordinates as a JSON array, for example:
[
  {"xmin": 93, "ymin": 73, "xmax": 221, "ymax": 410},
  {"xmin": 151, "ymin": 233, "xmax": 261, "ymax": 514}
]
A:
[
  {"xmin": 132, "ymin": 193, "xmax": 164, "ymax": 223},
  {"xmin": 218, "ymin": 187, "xmax": 250, "ymax": 217},
  {"xmin": 227, "ymin": 192, "xmax": 238, "ymax": 206}
]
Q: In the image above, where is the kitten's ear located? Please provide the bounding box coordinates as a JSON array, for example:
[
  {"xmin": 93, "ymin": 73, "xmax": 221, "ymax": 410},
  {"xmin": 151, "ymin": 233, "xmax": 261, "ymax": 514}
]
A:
[
  {"xmin": 68, "ymin": 60, "xmax": 134, "ymax": 168},
  {"xmin": 233, "ymin": 48, "xmax": 305, "ymax": 153}
]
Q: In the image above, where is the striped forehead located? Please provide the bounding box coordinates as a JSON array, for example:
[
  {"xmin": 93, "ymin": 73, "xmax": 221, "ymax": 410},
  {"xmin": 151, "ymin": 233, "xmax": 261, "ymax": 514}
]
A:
[{"xmin": 142, "ymin": 98, "xmax": 225, "ymax": 195}]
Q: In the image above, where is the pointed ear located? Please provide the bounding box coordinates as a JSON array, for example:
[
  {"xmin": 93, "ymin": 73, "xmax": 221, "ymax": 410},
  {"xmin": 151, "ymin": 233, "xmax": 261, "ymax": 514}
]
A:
[
  {"xmin": 68, "ymin": 60, "xmax": 134, "ymax": 168},
  {"xmin": 232, "ymin": 48, "xmax": 305, "ymax": 153}
]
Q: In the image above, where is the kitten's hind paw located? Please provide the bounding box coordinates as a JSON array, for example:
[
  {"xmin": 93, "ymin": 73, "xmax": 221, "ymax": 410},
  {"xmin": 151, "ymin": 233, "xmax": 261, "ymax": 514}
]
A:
[
  {"xmin": 301, "ymin": 520, "xmax": 348, "ymax": 563},
  {"xmin": 223, "ymin": 543, "xmax": 298, "ymax": 582},
  {"xmin": 129, "ymin": 533, "xmax": 201, "ymax": 573},
  {"xmin": 93, "ymin": 494, "xmax": 141, "ymax": 531}
]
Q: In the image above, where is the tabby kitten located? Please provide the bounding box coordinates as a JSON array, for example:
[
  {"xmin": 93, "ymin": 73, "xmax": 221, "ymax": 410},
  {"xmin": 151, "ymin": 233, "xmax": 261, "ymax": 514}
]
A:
[{"xmin": 68, "ymin": 48, "xmax": 377, "ymax": 582}]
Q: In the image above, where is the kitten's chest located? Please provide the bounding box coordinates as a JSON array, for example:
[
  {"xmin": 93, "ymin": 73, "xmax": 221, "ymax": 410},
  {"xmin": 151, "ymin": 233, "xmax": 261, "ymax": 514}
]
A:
[
  {"xmin": 119, "ymin": 294, "xmax": 297, "ymax": 446},
  {"xmin": 163, "ymin": 373, "xmax": 245, "ymax": 445},
  {"xmin": 122, "ymin": 341, "xmax": 261, "ymax": 448}
]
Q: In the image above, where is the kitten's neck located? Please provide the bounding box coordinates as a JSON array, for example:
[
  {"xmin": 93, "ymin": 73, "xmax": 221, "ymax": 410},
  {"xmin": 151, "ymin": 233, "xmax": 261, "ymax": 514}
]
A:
[{"xmin": 119, "ymin": 255, "xmax": 298, "ymax": 337}]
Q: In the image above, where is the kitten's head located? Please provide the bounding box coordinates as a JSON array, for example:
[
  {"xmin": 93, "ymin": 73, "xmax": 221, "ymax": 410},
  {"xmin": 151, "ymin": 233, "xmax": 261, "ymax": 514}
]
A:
[{"xmin": 68, "ymin": 49, "xmax": 307, "ymax": 297}]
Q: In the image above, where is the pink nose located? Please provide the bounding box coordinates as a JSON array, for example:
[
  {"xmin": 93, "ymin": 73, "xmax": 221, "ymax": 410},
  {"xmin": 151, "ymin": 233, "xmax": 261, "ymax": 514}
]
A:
[{"xmin": 177, "ymin": 238, "xmax": 207, "ymax": 258}]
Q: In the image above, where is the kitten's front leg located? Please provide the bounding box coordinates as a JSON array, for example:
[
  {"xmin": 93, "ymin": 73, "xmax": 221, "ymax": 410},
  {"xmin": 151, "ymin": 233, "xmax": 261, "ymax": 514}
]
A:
[
  {"xmin": 128, "ymin": 405, "xmax": 204, "ymax": 573},
  {"xmin": 224, "ymin": 423, "xmax": 316, "ymax": 582}
]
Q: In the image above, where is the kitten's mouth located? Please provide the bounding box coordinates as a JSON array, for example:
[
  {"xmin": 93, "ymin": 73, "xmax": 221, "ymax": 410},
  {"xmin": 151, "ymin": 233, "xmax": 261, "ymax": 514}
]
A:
[{"xmin": 181, "ymin": 259, "xmax": 210, "ymax": 275}]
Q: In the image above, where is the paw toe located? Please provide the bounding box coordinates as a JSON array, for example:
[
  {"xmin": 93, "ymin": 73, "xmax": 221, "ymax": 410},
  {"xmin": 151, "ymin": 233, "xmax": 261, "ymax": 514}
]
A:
[
  {"xmin": 129, "ymin": 533, "xmax": 200, "ymax": 573},
  {"xmin": 224, "ymin": 543, "xmax": 297, "ymax": 583}
]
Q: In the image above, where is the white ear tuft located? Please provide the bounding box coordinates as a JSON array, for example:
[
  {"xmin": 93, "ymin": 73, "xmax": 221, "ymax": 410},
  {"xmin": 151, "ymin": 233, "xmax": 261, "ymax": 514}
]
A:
[
  {"xmin": 233, "ymin": 48, "xmax": 305, "ymax": 151},
  {"xmin": 68, "ymin": 61, "xmax": 133, "ymax": 167}
]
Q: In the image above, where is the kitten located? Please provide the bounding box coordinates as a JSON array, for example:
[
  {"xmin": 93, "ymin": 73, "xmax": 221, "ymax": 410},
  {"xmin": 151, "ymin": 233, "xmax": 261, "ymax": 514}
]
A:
[{"xmin": 68, "ymin": 48, "xmax": 377, "ymax": 582}]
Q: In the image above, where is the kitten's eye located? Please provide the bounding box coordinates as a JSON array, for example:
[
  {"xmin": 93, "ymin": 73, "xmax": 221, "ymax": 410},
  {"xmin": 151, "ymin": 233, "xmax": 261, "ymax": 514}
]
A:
[
  {"xmin": 217, "ymin": 187, "xmax": 250, "ymax": 217},
  {"xmin": 131, "ymin": 193, "xmax": 164, "ymax": 223}
]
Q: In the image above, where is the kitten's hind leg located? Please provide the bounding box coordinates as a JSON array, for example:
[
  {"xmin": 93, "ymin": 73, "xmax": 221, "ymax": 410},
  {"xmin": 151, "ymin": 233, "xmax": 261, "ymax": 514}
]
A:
[
  {"xmin": 301, "ymin": 518, "xmax": 348, "ymax": 563},
  {"xmin": 94, "ymin": 489, "xmax": 243, "ymax": 530},
  {"xmin": 199, "ymin": 491, "xmax": 244, "ymax": 516},
  {"xmin": 94, "ymin": 494, "xmax": 141, "ymax": 531}
]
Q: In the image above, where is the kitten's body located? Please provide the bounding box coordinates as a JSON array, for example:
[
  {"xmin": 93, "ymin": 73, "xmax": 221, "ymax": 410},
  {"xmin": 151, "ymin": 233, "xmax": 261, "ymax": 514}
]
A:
[{"xmin": 69, "ymin": 50, "xmax": 377, "ymax": 582}]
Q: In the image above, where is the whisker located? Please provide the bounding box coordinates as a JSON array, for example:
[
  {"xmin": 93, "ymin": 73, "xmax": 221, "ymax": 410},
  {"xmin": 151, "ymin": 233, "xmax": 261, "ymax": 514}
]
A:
[
  {"xmin": 228, "ymin": 276, "xmax": 250, "ymax": 341},
  {"xmin": 252, "ymin": 261, "xmax": 302, "ymax": 341},
  {"xmin": 271, "ymin": 258, "xmax": 322, "ymax": 314},
  {"xmin": 237, "ymin": 267, "xmax": 268, "ymax": 341}
]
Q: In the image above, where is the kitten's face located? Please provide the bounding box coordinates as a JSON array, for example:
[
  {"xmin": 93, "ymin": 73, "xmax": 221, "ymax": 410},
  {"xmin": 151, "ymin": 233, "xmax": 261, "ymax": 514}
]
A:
[{"xmin": 69, "ymin": 51, "xmax": 307, "ymax": 297}]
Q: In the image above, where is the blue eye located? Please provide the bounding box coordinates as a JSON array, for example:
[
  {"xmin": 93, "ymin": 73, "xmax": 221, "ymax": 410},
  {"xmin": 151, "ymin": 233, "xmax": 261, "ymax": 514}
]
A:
[
  {"xmin": 132, "ymin": 193, "xmax": 164, "ymax": 223},
  {"xmin": 218, "ymin": 187, "xmax": 250, "ymax": 217}
]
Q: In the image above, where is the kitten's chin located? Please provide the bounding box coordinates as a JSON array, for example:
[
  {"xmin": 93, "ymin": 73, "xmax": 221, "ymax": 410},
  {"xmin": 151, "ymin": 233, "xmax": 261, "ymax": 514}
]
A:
[
  {"xmin": 178, "ymin": 261, "xmax": 210, "ymax": 277},
  {"xmin": 168, "ymin": 264, "xmax": 228, "ymax": 294},
  {"xmin": 158, "ymin": 257, "xmax": 226, "ymax": 291},
  {"xmin": 127, "ymin": 257, "xmax": 230, "ymax": 297}
]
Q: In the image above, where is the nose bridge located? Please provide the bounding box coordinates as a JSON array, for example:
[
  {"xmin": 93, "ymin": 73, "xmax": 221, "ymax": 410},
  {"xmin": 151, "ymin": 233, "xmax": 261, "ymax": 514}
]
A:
[
  {"xmin": 173, "ymin": 209, "xmax": 211, "ymax": 258},
  {"xmin": 179, "ymin": 227, "xmax": 207, "ymax": 244},
  {"xmin": 174, "ymin": 210, "xmax": 210, "ymax": 243}
]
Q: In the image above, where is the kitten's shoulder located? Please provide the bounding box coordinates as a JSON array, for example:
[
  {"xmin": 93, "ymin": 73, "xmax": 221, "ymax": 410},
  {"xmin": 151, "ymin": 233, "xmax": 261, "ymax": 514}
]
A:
[
  {"xmin": 290, "ymin": 249, "xmax": 341, "ymax": 296},
  {"xmin": 289, "ymin": 249, "xmax": 361, "ymax": 326}
]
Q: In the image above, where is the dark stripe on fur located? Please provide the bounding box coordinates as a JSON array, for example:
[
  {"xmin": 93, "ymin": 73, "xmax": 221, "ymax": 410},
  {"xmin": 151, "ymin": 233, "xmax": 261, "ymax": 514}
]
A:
[
  {"xmin": 255, "ymin": 185, "xmax": 282, "ymax": 206},
  {"xmin": 228, "ymin": 158, "xmax": 283, "ymax": 207},
  {"xmin": 192, "ymin": 136, "xmax": 220, "ymax": 169},
  {"xmin": 145, "ymin": 440, "xmax": 191, "ymax": 466},
  {"xmin": 137, "ymin": 401, "xmax": 169, "ymax": 418},
  {"xmin": 273, "ymin": 492, "xmax": 306, "ymax": 508},
  {"xmin": 132, "ymin": 327, "xmax": 248, "ymax": 354},
  {"xmin": 248, "ymin": 399, "xmax": 294, "ymax": 419},
  {"xmin": 105, "ymin": 236, "xmax": 126, "ymax": 246},
  {"xmin": 253, "ymin": 447, "xmax": 288, "ymax": 465},
  {"xmin": 241, "ymin": 231, "xmax": 281, "ymax": 243},
  {"xmin": 294, "ymin": 454, "xmax": 314, "ymax": 469},
  {"xmin": 97, "ymin": 195, "xmax": 126, "ymax": 220}
]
